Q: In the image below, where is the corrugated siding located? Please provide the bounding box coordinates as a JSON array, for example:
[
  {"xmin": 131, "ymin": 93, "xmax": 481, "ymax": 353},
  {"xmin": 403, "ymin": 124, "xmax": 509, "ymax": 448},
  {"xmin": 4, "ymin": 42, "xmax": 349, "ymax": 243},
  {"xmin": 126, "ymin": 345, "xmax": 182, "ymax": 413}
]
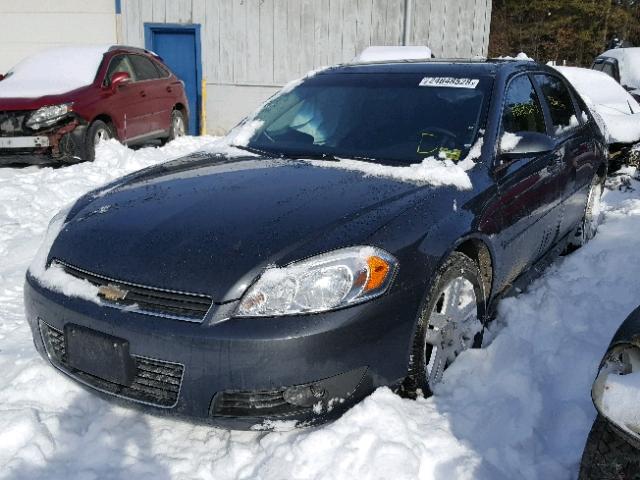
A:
[
  {"xmin": 0, "ymin": 0, "xmax": 116, "ymax": 72},
  {"xmin": 122, "ymin": 0, "xmax": 491, "ymax": 87}
]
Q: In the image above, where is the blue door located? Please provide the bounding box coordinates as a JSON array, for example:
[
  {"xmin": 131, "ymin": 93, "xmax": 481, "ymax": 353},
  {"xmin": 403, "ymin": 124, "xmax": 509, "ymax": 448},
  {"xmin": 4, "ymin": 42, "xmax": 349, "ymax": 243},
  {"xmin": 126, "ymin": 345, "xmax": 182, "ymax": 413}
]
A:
[{"xmin": 145, "ymin": 24, "xmax": 202, "ymax": 135}]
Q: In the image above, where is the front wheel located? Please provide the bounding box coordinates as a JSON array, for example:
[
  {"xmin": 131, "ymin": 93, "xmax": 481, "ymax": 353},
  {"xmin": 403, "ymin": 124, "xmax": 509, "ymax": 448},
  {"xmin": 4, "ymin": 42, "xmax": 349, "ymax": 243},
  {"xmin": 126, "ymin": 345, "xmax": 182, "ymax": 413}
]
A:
[
  {"xmin": 403, "ymin": 252, "xmax": 486, "ymax": 397},
  {"xmin": 84, "ymin": 120, "xmax": 114, "ymax": 162},
  {"xmin": 571, "ymin": 175, "xmax": 604, "ymax": 248}
]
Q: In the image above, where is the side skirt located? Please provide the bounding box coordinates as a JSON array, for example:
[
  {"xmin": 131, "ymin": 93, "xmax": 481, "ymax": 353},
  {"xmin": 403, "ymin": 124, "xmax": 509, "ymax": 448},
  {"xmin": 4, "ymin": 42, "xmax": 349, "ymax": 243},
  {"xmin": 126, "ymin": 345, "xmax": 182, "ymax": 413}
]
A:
[{"xmin": 487, "ymin": 231, "xmax": 573, "ymax": 318}]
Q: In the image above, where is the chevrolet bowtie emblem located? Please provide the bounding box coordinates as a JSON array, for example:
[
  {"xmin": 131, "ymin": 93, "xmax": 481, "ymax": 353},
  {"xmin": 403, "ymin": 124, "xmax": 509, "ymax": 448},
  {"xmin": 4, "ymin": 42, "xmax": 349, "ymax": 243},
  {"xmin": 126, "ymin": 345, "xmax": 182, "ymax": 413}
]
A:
[{"xmin": 98, "ymin": 284, "xmax": 129, "ymax": 302}]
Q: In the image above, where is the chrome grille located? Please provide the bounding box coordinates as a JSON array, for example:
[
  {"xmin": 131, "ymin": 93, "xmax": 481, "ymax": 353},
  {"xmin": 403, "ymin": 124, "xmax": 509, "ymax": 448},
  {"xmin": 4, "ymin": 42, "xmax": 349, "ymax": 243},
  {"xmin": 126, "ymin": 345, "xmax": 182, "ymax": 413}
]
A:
[
  {"xmin": 40, "ymin": 321, "xmax": 184, "ymax": 408},
  {"xmin": 53, "ymin": 260, "xmax": 212, "ymax": 322}
]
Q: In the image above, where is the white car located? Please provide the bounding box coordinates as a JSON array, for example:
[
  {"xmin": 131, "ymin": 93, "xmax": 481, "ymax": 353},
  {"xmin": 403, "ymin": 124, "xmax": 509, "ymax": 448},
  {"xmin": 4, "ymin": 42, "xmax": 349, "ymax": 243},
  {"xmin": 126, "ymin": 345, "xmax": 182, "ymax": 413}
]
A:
[
  {"xmin": 555, "ymin": 66, "xmax": 640, "ymax": 170},
  {"xmin": 593, "ymin": 47, "xmax": 640, "ymax": 101}
]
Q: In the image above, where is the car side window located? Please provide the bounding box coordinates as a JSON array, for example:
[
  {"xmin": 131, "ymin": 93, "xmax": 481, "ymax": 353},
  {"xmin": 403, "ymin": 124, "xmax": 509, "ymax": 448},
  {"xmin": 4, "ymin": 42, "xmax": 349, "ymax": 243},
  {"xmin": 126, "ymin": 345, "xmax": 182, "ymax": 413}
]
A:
[
  {"xmin": 153, "ymin": 61, "xmax": 171, "ymax": 78},
  {"xmin": 129, "ymin": 55, "xmax": 161, "ymax": 81},
  {"xmin": 105, "ymin": 55, "xmax": 137, "ymax": 84},
  {"xmin": 601, "ymin": 62, "xmax": 615, "ymax": 79},
  {"xmin": 534, "ymin": 74, "xmax": 581, "ymax": 136},
  {"xmin": 501, "ymin": 74, "xmax": 546, "ymax": 138}
]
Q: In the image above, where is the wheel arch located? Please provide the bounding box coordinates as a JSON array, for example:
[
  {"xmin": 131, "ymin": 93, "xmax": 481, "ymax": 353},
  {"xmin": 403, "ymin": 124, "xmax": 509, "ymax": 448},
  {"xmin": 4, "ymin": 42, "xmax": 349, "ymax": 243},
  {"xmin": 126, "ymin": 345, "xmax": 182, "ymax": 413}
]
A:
[
  {"xmin": 452, "ymin": 235, "xmax": 495, "ymax": 304},
  {"xmin": 90, "ymin": 114, "xmax": 118, "ymax": 139}
]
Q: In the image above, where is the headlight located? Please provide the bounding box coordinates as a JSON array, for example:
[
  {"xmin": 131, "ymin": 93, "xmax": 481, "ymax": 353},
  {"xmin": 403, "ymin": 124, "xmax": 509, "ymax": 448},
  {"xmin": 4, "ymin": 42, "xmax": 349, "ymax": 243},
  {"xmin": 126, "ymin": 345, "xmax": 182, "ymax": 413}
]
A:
[
  {"xmin": 592, "ymin": 343, "xmax": 640, "ymax": 439},
  {"xmin": 26, "ymin": 103, "xmax": 73, "ymax": 130},
  {"xmin": 235, "ymin": 246, "xmax": 397, "ymax": 317},
  {"xmin": 28, "ymin": 203, "xmax": 73, "ymax": 277}
]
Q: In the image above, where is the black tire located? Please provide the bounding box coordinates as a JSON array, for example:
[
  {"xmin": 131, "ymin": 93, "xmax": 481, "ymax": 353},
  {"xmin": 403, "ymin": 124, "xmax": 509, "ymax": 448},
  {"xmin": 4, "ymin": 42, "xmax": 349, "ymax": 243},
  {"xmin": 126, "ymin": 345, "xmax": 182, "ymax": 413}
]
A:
[
  {"xmin": 84, "ymin": 120, "xmax": 115, "ymax": 162},
  {"xmin": 401, "ymin": 251, "xmax": 487, "ymax": 398},
  {"xmin": 571, "ymin": 174, "xmax": 605, "ymax": 249},
  {"xmin": 579, "ymin": 415, "xmax": 640, "ymax": 480},
  {"xmin": 163, "ymin": 109, "xmax": 187, "ymax": 145}
]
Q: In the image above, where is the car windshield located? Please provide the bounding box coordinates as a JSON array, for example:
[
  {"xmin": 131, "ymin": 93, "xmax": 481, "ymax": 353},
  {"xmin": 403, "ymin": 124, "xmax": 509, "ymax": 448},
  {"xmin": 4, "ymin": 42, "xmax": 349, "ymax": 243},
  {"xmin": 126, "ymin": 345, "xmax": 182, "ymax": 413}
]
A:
[{"xmin": 245, "ymin": 72, "xmax": 492, "ymax": 164}]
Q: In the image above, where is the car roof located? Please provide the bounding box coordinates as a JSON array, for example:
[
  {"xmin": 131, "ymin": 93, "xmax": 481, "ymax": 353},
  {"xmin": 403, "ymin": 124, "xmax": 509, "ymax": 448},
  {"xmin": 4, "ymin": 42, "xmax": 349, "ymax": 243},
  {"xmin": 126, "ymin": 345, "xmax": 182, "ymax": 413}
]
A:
[
  {"xmin": 317, "ymin": 59, "xmax": 549, "ymax": 77},
  {"xmin": 107, "ymin": 45, "xmax": 157, "ymax": 57},
  {"xmin": 598, "ymin": 47, "xmax": 640, "ymax": 60}
]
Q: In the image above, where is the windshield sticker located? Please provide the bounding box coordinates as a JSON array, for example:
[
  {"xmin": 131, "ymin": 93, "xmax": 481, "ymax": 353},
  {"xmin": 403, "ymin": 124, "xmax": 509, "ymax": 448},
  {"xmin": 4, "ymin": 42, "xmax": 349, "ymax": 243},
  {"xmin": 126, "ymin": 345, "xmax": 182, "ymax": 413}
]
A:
[
  {"xmin": 417, "ymin": 132, "xmax": 438, "ymax": 155},
  {"xmin": 419, "ymin": 77, "xmax": 479, "ymax": 89}
]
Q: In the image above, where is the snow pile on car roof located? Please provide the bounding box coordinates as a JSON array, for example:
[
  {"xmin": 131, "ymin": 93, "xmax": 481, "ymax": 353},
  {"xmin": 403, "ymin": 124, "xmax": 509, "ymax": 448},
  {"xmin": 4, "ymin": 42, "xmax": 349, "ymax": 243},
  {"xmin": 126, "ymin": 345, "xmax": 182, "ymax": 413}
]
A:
[
  {"xmin": 0, "ymin": 45, "xmax": 111, "ymax": 98},
  {"xmin": 556, "ymin": 66, "xmax": 640, "ymax": 144},
  {"xmin": 353, "ymin": 46, "xmax": 432, "ymax": 63}
]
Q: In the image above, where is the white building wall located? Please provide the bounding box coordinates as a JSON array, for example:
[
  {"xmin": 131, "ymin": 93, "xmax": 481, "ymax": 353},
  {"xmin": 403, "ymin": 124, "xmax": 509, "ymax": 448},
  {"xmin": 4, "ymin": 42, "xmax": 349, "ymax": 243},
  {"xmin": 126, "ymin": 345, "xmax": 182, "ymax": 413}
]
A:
[
  {"xmin": 0, "ymin": 0, "xmax": 117, "ymax": 73},
  {"xmin": 122, "ymin": 0, "xmax": 492, "ymax": 135}
]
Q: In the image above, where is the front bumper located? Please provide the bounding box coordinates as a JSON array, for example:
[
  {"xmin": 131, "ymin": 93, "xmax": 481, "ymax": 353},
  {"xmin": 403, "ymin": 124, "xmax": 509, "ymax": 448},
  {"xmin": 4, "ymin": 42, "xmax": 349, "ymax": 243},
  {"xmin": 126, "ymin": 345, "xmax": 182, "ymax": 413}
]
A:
[
  {"xmin": 24, "ymin": 274, "xmax": 421, "ymax": 429},
  {"xmin": 0, "ymin": 121, "xmax": 87, "ymax": 165}
]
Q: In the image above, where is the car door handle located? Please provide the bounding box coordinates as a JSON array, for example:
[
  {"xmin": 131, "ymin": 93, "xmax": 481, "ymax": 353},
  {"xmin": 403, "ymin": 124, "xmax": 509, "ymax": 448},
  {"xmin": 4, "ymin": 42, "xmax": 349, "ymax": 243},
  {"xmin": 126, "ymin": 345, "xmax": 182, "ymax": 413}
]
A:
[
  {"xmin": 140, "ymin": 90, "xmax": 147, "ymax": 97},
  {"xmin": 166, "ymin": 86, "xmax": 172, "ymax": 93}
]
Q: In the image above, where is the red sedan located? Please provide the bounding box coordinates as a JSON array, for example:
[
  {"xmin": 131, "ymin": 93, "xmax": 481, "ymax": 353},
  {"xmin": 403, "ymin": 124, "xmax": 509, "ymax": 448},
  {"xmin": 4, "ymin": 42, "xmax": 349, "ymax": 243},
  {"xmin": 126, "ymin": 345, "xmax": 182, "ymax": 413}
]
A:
[{"xmin": 0, "ymin": 45, "xmax": 189, "ymax": 165}]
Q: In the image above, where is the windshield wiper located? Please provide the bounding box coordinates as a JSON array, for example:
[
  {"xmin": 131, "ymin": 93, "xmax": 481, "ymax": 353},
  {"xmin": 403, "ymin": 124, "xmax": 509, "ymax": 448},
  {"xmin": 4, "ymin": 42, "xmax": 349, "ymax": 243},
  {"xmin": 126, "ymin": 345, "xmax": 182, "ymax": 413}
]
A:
[
  {"xmin": 232, "ymin": 145, "xmax": 341, "ymax": 162},
  {"xmin": 231, "ymin": 144, "xmax": 278, "ymax": 157},
  {"xmin": 281, "ymin": 152, "xmax": 341, "ymax": 161}
]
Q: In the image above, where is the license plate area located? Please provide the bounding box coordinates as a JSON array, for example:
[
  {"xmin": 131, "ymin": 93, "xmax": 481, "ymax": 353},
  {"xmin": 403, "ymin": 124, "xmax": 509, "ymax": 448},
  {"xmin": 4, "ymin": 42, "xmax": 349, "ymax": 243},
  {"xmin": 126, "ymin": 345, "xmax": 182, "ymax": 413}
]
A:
[
  {"xmin": 0, "ymin": 136, "xmax": 49, "ymax": 148},
  {"xmin": 64, "ymin": 324, "xmax": 136, "ymax": 386}
]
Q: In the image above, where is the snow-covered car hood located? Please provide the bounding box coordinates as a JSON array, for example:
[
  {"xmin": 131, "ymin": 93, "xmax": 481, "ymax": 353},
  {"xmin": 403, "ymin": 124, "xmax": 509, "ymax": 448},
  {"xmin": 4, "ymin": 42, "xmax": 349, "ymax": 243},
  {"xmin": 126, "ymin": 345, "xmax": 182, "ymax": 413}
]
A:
[
  {"xmin": 555, "ymin": 66, "xmax": 640, "ymax": 144},
  {"xmin": 46, "ymin": 155, "xmax": 441, "ymax": 302}
]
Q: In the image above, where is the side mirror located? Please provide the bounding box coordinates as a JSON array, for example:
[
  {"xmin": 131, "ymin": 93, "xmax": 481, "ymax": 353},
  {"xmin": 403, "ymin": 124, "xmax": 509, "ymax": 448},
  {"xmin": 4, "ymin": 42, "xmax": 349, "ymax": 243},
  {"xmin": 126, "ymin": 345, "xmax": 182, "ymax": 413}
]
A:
[
  {"xmin": 499, "ymin": 131, "xmax": 554, "ymax": 160},
  {"xmin": 109, "ymin": 71, "xmax": 131, "ymax": 91}
]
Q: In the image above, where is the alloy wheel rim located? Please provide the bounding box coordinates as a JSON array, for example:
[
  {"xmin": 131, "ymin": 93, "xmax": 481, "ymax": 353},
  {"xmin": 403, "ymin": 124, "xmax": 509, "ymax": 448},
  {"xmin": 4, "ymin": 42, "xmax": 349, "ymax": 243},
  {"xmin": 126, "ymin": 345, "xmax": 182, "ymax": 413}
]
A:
[
  {"xmin": 423, "ymin": 276, "xmax": 480, "ymax": 387},
  {"xmin": 173, "ymin": 115, "xmax": 185, "ymax": 137},
  {"xmin": 94, "ymin": 128, "xmax": 111, "ymax": 145}
]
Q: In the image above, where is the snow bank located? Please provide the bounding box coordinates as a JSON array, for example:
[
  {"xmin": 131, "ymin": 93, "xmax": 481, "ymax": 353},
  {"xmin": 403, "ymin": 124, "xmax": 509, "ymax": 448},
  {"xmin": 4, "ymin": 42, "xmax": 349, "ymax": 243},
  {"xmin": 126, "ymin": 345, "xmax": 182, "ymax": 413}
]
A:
[
  {"xmin": 2, "ymin": 138, "xmax": 640, "ymax": 478},
  {"xmin": 353, "ymin": 46, "xmax": 432, "ymax": 63},
  {"xmin": 0, "ymin": 46, "xmax": 110, "ymax": 98},
  {"xmin": 555, "ymin": 66, "xmax": 640, "ymax": 144}
]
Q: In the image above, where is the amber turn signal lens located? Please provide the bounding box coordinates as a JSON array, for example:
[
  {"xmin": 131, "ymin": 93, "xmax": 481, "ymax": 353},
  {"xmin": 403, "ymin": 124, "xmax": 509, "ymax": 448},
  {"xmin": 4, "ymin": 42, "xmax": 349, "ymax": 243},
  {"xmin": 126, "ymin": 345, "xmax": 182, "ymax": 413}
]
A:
[{"xmin": 364, "ymin": 256, "xmax": 391, "ymax": 292}]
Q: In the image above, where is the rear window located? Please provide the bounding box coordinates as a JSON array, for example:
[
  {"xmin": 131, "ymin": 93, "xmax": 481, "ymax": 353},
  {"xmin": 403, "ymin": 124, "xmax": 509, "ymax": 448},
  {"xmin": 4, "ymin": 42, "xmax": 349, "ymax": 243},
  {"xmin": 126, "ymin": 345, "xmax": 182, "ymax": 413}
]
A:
[
  {"xmin": 129, "ymin": 55, "xmax": 161, "ymax": 81},
  {"xmin": 534, "ymin": 74, "xmax": 580, "ymax": 135},
  {"xmin": 246, "ymin": 72, "xmax": 492, "ymax": 164}
]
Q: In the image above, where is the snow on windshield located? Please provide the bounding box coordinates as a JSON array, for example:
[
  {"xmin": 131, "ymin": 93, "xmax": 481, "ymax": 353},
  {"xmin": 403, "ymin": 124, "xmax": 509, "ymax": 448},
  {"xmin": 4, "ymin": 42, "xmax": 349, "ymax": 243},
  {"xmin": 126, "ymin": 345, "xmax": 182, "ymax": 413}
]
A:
[
  {"xmin": 307, "ymin": 137, "xmax": 484, "ymax": 190},
  {"xmin": 0, "ymin": 45, "xmax": 110, "ymax": 98},
  {"xmin": 556, "ymin": 66, "xmax": 640, "ymax": 144}
]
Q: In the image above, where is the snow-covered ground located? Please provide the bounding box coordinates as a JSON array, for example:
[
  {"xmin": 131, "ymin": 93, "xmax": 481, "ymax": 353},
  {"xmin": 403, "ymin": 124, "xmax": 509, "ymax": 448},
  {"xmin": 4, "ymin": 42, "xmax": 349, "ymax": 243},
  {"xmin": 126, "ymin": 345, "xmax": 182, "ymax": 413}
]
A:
[{"xmin": 2, "ymin": 138, "xmax": 640, "ymax": 479}]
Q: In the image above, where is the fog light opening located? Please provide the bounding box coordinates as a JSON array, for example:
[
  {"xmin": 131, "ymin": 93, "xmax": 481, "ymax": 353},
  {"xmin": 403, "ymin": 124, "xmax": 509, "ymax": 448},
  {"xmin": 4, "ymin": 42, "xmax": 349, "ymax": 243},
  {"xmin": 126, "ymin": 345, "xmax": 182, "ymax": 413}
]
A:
[{"xmin": 283, "ymin": 384, "xmax": 326, "ymax": 407}]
